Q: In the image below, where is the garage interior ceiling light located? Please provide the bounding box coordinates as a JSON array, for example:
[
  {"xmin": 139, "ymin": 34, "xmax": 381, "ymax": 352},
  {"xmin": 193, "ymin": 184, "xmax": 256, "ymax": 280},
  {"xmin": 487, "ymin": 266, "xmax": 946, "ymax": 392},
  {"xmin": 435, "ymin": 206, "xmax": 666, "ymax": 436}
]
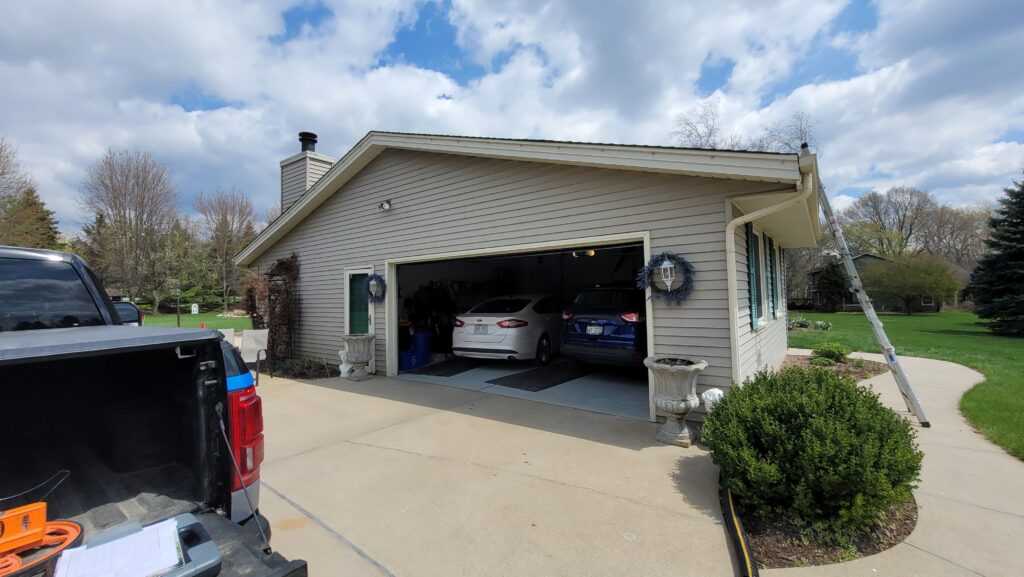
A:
[{"xmin": 571, "ymin": 249, "xmax": 596, "ymax": 258}]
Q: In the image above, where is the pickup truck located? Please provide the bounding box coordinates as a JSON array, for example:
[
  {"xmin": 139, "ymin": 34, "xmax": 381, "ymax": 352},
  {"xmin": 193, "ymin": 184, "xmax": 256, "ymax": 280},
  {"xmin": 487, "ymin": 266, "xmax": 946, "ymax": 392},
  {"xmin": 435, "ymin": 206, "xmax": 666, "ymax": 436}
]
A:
[{"xmin": 0, "ymin": 246, "xmax": 307, "ymax": 577}]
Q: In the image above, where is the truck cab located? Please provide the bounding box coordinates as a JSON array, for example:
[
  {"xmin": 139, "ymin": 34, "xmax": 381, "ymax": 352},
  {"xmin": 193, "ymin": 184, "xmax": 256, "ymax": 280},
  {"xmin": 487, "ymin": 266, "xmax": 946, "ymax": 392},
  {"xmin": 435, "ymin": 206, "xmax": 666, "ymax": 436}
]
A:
[{"xmin": 0, "ymin": 246, "xmax": 306, "ymax": 576}]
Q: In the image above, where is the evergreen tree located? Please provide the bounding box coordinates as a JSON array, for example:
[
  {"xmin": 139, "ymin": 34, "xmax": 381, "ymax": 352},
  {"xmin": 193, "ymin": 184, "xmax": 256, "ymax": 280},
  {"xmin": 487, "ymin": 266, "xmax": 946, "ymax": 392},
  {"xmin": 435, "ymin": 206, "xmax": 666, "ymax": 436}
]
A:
[
  {"xmin": 0, "ymin": 186, "xmax": 60, "ymax": 249},
  {"xmin": 72, "ymin": 213, "xmax": 116, "ymax": 283},
  {"xmin": 971, "ymin": 175, "xmax": 1024, "ymax": 335}
]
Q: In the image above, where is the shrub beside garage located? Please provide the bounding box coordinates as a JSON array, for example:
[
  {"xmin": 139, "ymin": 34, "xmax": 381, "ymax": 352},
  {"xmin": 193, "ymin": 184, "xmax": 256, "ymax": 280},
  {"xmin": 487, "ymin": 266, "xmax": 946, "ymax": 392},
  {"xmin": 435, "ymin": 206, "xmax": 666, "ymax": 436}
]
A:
[{"xmin": 702, "ymin": 366, "xmax": 922, "ymax": 551}]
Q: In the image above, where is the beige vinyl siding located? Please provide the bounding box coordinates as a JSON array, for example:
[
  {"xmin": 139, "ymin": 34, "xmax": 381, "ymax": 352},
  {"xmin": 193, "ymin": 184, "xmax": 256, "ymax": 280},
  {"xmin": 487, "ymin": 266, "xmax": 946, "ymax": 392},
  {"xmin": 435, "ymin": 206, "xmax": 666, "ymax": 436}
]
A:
[
  {"xmin": 255, "ymin": 149, "xmax": 771, "ymax": 390},
  {"xmin": 733, "ymin": 220, "xmax": 788, "ymax": 383}
]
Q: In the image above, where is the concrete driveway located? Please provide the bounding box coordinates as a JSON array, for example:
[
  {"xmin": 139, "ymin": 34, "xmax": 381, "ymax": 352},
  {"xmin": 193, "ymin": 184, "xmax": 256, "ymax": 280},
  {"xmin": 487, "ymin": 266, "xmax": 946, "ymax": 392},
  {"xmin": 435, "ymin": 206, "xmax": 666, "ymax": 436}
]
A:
[{"xmin": 256, "ymin": 375, "xmax": 733, "ymax": 577}]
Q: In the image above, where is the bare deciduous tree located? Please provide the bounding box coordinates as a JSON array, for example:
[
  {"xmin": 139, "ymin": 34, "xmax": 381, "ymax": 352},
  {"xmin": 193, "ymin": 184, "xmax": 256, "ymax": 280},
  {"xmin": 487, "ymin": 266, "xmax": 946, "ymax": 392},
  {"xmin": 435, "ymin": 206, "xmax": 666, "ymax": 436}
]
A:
[
  {"xmin": 839, "ymin": 187, "xmax": 937, "ymax": 256},
  {"xmin": 920, "ymin": 205, "xmax": 990, "ymax": 271},
  {"xmin": 0, "ymin": 138, "xmax": 32, "ymax": 200},
  {"xmin": 81, "ymin": 150, "xmax": 177, "ymax": 302},
  {"xmin": 674, "ymin": 101, "xmax": 815, "ymax": 153},
  {"xmin": 195, "ymin": 188, "xmax": 256, "ymax": 314}
]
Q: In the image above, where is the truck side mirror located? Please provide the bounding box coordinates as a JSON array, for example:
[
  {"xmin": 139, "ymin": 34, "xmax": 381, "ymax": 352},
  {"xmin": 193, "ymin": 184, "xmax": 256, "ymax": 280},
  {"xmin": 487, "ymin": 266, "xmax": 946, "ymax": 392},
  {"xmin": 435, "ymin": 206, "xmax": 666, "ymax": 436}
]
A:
[{"xmin": 114, "ymin": 302, "xmax": 143, "ymax": 326}]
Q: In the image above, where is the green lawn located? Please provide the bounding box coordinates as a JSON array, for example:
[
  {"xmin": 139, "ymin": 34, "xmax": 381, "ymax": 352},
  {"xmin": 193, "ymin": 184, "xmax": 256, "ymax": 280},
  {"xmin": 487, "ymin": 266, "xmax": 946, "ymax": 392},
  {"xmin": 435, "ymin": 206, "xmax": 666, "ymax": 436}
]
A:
[
  {"xmin": 788, "ymin": 311, "xmax": 1024, "ymax": 459},
  {"xmin": 144, "ymin": 312, "xmax": 253, "ymax": 330}
]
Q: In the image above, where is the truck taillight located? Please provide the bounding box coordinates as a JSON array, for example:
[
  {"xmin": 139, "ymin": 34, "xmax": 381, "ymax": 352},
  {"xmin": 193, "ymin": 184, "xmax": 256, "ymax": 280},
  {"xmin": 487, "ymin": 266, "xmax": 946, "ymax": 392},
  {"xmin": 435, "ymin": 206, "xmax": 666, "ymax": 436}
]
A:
[
  {"xmin": 229, "ymin": 385, "xmax": 264, "ymax": 492},
  {"xmin": 454, "ymin": 318, "xmax": 465, "ymax": 327},
  {"xmin": 620, "ymin": 312, "xmax": 640, "ymax": 323}
]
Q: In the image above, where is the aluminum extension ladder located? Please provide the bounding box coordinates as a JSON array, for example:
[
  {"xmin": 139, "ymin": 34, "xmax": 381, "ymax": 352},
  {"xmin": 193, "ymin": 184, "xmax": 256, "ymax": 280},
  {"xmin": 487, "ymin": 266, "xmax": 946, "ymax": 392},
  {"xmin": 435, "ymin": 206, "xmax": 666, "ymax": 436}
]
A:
[{"xmin": 818, "ymin": 188, "xmax": 931, "ymax": 427}]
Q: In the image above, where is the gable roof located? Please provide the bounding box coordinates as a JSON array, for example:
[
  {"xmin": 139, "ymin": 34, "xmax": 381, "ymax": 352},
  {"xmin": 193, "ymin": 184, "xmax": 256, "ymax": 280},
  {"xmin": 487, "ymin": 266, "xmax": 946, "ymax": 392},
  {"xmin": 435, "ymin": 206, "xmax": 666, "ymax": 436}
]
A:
[{"xmin": 236, "ymin": 131, "xmax": 818, "ymax": 266}]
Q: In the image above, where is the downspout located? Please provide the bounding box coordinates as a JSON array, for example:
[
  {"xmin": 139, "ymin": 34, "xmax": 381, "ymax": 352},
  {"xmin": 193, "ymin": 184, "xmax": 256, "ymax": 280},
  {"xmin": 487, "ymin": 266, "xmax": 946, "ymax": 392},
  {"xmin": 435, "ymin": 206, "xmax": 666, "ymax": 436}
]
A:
[{"xmin": 725, "ymin": 152, "xmax": 817, "ymax": 384}]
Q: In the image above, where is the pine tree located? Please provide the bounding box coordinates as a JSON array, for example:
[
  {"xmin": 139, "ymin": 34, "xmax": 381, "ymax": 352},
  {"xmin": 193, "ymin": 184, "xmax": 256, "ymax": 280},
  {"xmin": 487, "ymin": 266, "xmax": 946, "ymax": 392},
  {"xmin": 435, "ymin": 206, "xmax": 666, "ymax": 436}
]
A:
[
  {"xmin": 971, "ymin": 175, "xmax": 1024, "ymax": 335},
  {"xmin": 72, "ymin": 213, "xmax": 116, "ymax": 284},
  {"xmin": 0, "ymin": 186, "xmax": 60, "ymax": 249}
]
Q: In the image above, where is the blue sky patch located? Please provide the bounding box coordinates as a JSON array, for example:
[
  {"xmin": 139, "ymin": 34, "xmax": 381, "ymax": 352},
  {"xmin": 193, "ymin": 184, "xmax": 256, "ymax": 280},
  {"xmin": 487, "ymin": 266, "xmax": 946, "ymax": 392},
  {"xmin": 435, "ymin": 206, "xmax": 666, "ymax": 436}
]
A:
[
  {"xmin": 170, "ymin": 85, "xmax": 231, "ymax": 112},
  {"xmin": 272, "ymin": 0, "xmax": 333, "ymax": 44},
  {"xmin": 762, "ymin": 0, "xmax": 877, "ymax": 103},
  {"xmin": 381, "ymin": 0, "xmax": 486, "ymax": 85},
  {"xmin": 697, "ymin": 56, "xmax": 735, "ymax": 95}
]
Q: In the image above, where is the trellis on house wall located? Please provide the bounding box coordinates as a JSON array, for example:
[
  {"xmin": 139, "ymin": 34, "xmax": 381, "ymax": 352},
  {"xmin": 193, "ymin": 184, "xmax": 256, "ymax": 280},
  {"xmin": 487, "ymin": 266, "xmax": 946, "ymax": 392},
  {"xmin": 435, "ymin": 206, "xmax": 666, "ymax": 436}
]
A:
[{"xmin": 266, "ymin": 254, "xmax": 300, "ymax": 369}]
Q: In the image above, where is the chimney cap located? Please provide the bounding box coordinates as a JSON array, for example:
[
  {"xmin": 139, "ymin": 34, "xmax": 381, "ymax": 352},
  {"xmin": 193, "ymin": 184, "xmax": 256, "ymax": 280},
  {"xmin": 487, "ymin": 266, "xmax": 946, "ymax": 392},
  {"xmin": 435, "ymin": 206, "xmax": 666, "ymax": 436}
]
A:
[{"xmin": 298, "ymin": 131, "xmax": 318, "ymax": 152}]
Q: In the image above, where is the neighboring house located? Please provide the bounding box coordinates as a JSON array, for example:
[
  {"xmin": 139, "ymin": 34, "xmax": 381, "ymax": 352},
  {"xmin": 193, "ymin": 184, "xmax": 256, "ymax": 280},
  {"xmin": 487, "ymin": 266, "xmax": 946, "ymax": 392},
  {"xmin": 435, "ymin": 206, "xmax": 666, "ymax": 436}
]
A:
[
  {"xmin": 807, "ymin": 253, "xmax": 940, "ymax": 313},
  {"xmin": 235, "ymin": 131, "xmax": 822, "ymax": 419}
]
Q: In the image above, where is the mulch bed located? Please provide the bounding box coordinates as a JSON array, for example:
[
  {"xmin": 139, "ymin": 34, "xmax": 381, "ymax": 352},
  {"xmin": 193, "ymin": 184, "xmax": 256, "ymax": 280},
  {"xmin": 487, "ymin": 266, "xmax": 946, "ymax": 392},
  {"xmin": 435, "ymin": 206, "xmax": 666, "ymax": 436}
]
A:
[
  {"xmin": 783, "ymin": 355, "xmax": 890, "ymax": 381},
  {"xmin": 743, "ymin": 498, "xmax": 918, "ymax": 568}
]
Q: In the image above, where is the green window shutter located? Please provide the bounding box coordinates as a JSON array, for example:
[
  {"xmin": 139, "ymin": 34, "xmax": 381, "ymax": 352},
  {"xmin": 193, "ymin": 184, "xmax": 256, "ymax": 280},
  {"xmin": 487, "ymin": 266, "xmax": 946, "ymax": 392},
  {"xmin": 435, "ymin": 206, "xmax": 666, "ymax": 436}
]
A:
[
  {"xmin": 766, "ymin": 236, "xmax": 777, "ymax": 319},
  {"xmin": 746, "ymin": 223, "xmax": 760, "ymax": 329}
]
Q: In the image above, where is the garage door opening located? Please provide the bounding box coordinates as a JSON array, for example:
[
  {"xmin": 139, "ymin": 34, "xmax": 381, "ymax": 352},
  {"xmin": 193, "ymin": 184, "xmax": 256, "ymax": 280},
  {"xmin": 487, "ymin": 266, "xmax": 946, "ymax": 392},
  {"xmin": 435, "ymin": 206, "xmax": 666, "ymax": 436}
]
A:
[{"xmin": 392, "ymin": 242, "xmax": 650, "ymax": 420}]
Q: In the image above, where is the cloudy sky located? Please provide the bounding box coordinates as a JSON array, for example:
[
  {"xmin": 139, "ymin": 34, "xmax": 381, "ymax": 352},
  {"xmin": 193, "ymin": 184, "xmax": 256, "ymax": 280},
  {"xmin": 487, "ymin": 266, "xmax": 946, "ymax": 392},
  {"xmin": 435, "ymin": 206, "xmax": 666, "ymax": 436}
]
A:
[{"xmin": 1, "ymin": 0, "xmax": 1022, "ymax": 233}]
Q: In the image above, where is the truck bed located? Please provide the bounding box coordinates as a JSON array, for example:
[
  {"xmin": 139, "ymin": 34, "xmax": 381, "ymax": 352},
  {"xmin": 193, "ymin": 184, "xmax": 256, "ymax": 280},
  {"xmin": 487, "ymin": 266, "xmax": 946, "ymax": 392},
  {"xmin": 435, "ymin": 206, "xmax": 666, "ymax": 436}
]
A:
[{"xmin": 11, "ymin": 441, "xmax": 200, "ymax": 535}]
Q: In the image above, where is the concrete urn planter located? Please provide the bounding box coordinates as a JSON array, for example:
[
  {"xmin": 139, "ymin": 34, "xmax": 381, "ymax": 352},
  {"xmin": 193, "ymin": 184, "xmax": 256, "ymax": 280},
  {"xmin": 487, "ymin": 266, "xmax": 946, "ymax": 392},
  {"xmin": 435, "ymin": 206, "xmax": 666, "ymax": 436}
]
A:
[
  {"xmin": 644, "ymin": 356, "xmax": 708, "ymax": 447},
  {"xmin": 339, "ymin": 334, "xmax": 375, "ymax": 381}
]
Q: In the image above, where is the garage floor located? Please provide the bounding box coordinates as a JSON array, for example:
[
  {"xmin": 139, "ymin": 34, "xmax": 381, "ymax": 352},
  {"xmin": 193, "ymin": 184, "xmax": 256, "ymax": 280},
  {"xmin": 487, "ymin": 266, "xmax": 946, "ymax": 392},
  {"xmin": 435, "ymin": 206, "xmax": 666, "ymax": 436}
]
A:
[
  {"xmin": 257, "ymin": 373, "xmax": 731, "ymax": 577},
  {"xmin": 399, "ymin": 359, "xmax": 650, "ymax": 420}
]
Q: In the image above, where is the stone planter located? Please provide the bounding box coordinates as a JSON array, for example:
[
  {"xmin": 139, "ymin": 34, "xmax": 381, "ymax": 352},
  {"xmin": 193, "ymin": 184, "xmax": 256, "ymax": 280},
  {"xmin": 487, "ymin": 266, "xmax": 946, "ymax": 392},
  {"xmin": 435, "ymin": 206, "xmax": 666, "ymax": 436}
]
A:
[
  {"xmin": 644, "ymin": 356, "xmax": 708, "ymax": 447},
  {"xmin": 339, "ymin": 334, "xmax": 375, "ymax": 381}
]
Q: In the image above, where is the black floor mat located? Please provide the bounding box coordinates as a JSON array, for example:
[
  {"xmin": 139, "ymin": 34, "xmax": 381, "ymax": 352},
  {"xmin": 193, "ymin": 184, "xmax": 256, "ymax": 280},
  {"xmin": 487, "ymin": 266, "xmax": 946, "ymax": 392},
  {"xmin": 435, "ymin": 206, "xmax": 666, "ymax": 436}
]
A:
[
  {"xmin": 408, "ymin": 357, "xmax": 481, "ymax": 377},
  {"xmin": 486, "ymin": 359, "xmax": 590, "ymax": 392}
]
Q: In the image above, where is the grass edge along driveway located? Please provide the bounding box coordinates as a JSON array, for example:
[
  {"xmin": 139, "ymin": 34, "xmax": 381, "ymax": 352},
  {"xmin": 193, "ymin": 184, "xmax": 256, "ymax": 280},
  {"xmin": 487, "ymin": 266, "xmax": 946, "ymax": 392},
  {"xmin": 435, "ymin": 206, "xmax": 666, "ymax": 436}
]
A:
[
  {"xmin": 144, "ymin": 311, "xmax": 253, "ymax": 330},
  {"xmin": 787, "ymin": 311, "xmax": 1024, "ymax": 460}
]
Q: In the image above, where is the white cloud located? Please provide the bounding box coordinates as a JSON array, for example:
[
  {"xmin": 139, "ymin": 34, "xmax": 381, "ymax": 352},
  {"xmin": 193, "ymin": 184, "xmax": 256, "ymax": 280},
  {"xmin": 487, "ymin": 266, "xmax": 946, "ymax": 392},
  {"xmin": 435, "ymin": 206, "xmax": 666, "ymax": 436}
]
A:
[
  {"xmin": 829, "ymin": 194, "xmax": 857, "ymax": 212},
  {"xmin": 0, "ymin": 0, "xmax": 1021, "ymax": 234}
]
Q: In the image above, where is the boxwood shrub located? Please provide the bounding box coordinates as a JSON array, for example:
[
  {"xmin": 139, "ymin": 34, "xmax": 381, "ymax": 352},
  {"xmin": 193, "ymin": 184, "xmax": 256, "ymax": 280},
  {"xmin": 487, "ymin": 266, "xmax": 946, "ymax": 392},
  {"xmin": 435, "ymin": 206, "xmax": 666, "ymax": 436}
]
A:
[
  {"xmin": 702, "ymin": 367, "xmax": 922, "ymax": 543},
  {"xmin": 812, "ymin": 341, "xmax": 851, "ymax": 363}
]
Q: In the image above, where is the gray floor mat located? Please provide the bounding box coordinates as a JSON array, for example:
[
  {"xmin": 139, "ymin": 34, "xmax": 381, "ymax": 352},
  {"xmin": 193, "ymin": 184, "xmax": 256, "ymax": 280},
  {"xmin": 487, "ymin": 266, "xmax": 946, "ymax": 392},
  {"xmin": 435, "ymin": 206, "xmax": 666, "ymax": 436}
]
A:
[
  {"xmin": 485, "ymin": 359, "xmax": 591, "ymax": 391},
  {"xmin": 408, "ymin": 357, "xmax": 481, "ymax": 377}
]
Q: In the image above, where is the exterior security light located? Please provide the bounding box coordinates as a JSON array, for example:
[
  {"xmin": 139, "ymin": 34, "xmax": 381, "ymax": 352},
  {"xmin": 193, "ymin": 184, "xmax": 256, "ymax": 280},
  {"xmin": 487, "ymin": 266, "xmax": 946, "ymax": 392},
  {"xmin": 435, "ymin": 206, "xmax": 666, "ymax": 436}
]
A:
[{"xmin": 378, "ymin": 199, "xmax": 392, "ymax": 211}]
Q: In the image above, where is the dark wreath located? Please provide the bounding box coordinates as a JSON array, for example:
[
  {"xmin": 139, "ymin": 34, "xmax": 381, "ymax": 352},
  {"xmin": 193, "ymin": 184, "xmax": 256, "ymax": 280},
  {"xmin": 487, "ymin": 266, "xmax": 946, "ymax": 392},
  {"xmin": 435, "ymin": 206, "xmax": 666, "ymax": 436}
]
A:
[
  {"xmin": 367, "ymin": 273, "xmax": 387, "ymax": 304},
  {"xmin": 636, "ymin": 252, "xmax": 695, "ymax": 304}
]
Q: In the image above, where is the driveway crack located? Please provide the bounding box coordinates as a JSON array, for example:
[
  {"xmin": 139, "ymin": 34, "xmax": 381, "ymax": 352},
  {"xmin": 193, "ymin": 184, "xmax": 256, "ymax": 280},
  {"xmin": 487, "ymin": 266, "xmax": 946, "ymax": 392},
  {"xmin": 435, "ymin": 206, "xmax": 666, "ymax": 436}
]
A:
[{"xmin": 263, "ymin": 480, "xmax": 398, "ymax": 577}]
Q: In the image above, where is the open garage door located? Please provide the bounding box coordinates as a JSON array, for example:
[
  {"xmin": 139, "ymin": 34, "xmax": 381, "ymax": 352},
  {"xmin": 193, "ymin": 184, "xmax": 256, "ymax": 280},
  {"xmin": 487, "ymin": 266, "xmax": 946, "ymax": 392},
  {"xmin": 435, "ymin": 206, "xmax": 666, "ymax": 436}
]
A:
[{"xmin": 389, "ymin": 241, "xmax": 652, "ymax": 420}]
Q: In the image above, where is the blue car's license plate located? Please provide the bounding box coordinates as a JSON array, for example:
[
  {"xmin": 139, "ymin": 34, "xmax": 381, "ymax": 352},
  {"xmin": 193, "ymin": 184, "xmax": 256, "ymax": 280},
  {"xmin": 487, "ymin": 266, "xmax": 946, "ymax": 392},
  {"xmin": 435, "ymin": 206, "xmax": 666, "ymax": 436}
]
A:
[{"xmin": 586, "ymin": 324, "xmax": 603, "ymax": 336}]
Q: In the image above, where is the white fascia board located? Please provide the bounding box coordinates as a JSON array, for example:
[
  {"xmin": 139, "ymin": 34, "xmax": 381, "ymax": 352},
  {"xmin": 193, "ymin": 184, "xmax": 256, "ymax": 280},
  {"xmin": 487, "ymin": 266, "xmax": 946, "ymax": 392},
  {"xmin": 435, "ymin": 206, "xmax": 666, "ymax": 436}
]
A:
[{"xmin": 235, "ymin": 131, "xmax": 805, "ymax": 266}]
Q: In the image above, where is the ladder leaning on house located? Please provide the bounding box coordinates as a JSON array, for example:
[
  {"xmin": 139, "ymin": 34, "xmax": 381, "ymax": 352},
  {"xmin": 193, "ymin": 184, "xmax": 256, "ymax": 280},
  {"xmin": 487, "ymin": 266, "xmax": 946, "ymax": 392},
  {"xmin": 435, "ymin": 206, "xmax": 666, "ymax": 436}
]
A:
[{"xmin": 816, "ymin": 175, "xmax": 931, "ymax": 427}]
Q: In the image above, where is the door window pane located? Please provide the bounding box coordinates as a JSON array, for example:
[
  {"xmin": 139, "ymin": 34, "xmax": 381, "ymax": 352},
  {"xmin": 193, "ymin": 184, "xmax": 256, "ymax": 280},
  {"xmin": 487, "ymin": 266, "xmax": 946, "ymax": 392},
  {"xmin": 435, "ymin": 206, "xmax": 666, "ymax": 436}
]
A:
[{"xmin": 348, "ymin": 273, "xmax": 370, "ymax": 334}]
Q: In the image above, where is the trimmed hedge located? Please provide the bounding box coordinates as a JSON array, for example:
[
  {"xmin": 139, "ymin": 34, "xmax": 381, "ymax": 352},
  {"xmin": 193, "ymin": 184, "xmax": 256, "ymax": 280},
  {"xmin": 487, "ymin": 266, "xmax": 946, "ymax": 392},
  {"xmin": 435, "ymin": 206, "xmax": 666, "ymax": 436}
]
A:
[
  {"xmin": 702, "ymin": 367, "xmax": 922, "ymax": 543},
  {"xmin": 813, "ymin": 341, "xmax": 851, "ymax": 363}
]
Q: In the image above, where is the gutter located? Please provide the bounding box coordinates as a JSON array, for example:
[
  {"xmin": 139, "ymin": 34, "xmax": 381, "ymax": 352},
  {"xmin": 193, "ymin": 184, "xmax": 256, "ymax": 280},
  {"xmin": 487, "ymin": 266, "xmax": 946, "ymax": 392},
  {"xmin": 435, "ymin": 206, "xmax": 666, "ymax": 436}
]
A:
[{"xmin": 725, "ymin": 151, "xmax": 818, "ymax": 384}]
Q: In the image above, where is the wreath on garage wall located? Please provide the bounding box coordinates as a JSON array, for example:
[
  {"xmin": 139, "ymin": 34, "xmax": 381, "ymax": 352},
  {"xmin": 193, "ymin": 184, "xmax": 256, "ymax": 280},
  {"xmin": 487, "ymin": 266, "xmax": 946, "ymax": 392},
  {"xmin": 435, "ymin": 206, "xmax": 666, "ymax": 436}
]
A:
[
  {"xmin": 637, "ymin": 252, "xmax": 695, "ymax": 305},
  {"xmin": 367, "ymin": 273, "xmax": 387, "ymax": 304}
]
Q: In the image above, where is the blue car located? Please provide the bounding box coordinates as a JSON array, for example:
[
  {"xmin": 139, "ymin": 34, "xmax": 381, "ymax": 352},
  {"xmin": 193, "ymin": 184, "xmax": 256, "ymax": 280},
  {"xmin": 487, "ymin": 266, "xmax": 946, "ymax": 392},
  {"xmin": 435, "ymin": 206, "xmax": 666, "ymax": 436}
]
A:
[{"xmin": 561, "ymin": 287, "xmax": 646, "ymax": 366}]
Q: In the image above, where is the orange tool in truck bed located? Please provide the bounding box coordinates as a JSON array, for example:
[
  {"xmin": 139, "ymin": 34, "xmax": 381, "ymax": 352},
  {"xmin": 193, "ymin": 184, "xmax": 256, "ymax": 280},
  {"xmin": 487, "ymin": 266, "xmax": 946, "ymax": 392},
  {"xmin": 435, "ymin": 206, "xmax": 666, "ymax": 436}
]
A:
[{"xmin": 0, "ymin": 502, "xmax": 81, "ymax": 576}]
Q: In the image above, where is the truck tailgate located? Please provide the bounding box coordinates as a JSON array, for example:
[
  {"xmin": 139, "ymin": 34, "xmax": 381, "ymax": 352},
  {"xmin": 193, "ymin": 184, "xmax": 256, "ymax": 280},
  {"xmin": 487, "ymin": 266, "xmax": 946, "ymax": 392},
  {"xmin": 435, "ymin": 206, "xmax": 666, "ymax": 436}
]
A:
[{"xmin": 196, "ymin": 511, "xmax": 308, "ymax": 577}]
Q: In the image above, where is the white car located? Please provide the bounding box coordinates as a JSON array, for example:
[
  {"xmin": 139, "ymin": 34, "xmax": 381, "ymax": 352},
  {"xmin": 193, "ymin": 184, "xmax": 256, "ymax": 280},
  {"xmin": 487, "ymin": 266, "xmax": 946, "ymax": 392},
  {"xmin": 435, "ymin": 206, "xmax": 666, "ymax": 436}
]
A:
[{"xmin": 452, "ymin": 295, "xmax": 562, "ymax": 364}]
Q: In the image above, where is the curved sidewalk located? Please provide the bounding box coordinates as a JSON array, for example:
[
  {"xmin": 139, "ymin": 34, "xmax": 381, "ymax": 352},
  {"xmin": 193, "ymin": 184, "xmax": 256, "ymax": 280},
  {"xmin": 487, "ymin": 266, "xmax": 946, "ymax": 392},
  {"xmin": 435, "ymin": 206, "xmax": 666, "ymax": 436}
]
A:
[{"xmin": 770, "ymin": 351, "xmax": 1024, "ymax": 577}]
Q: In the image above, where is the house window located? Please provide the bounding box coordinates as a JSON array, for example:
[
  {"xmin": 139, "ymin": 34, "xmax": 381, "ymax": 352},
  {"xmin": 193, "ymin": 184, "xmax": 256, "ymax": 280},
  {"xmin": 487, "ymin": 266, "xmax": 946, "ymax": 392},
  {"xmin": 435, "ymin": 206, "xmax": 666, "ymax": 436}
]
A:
[
  {"xmin": 765, "ymin": 235, "xmax": 778, "ymax": 319},
  {"xmin": 746, "ymin": 223, "xmax": 762, "ymax": 329},
  {"xmin": 921, "ymin": 295, "xmax": 934, "ymax": 306}
]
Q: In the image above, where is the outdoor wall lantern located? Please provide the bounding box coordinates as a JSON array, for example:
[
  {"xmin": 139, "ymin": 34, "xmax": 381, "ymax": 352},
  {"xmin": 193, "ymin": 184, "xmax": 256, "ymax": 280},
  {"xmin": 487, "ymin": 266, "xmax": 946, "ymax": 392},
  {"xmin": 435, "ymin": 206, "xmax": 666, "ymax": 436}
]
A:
[
  {"xmin": 656, "ymin": 258, "xmax": 676, "ymax": 291},
  {"xmin": 637, "ymin": 251, "xmax": 695, "ymax": 305},
  {"xmin": 378, "ymin": 199, "xmax": 392, "ymax": 212},
  {"xmin": 367, "ymin": 273, "xmax": 387, "ymax": 303}
]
